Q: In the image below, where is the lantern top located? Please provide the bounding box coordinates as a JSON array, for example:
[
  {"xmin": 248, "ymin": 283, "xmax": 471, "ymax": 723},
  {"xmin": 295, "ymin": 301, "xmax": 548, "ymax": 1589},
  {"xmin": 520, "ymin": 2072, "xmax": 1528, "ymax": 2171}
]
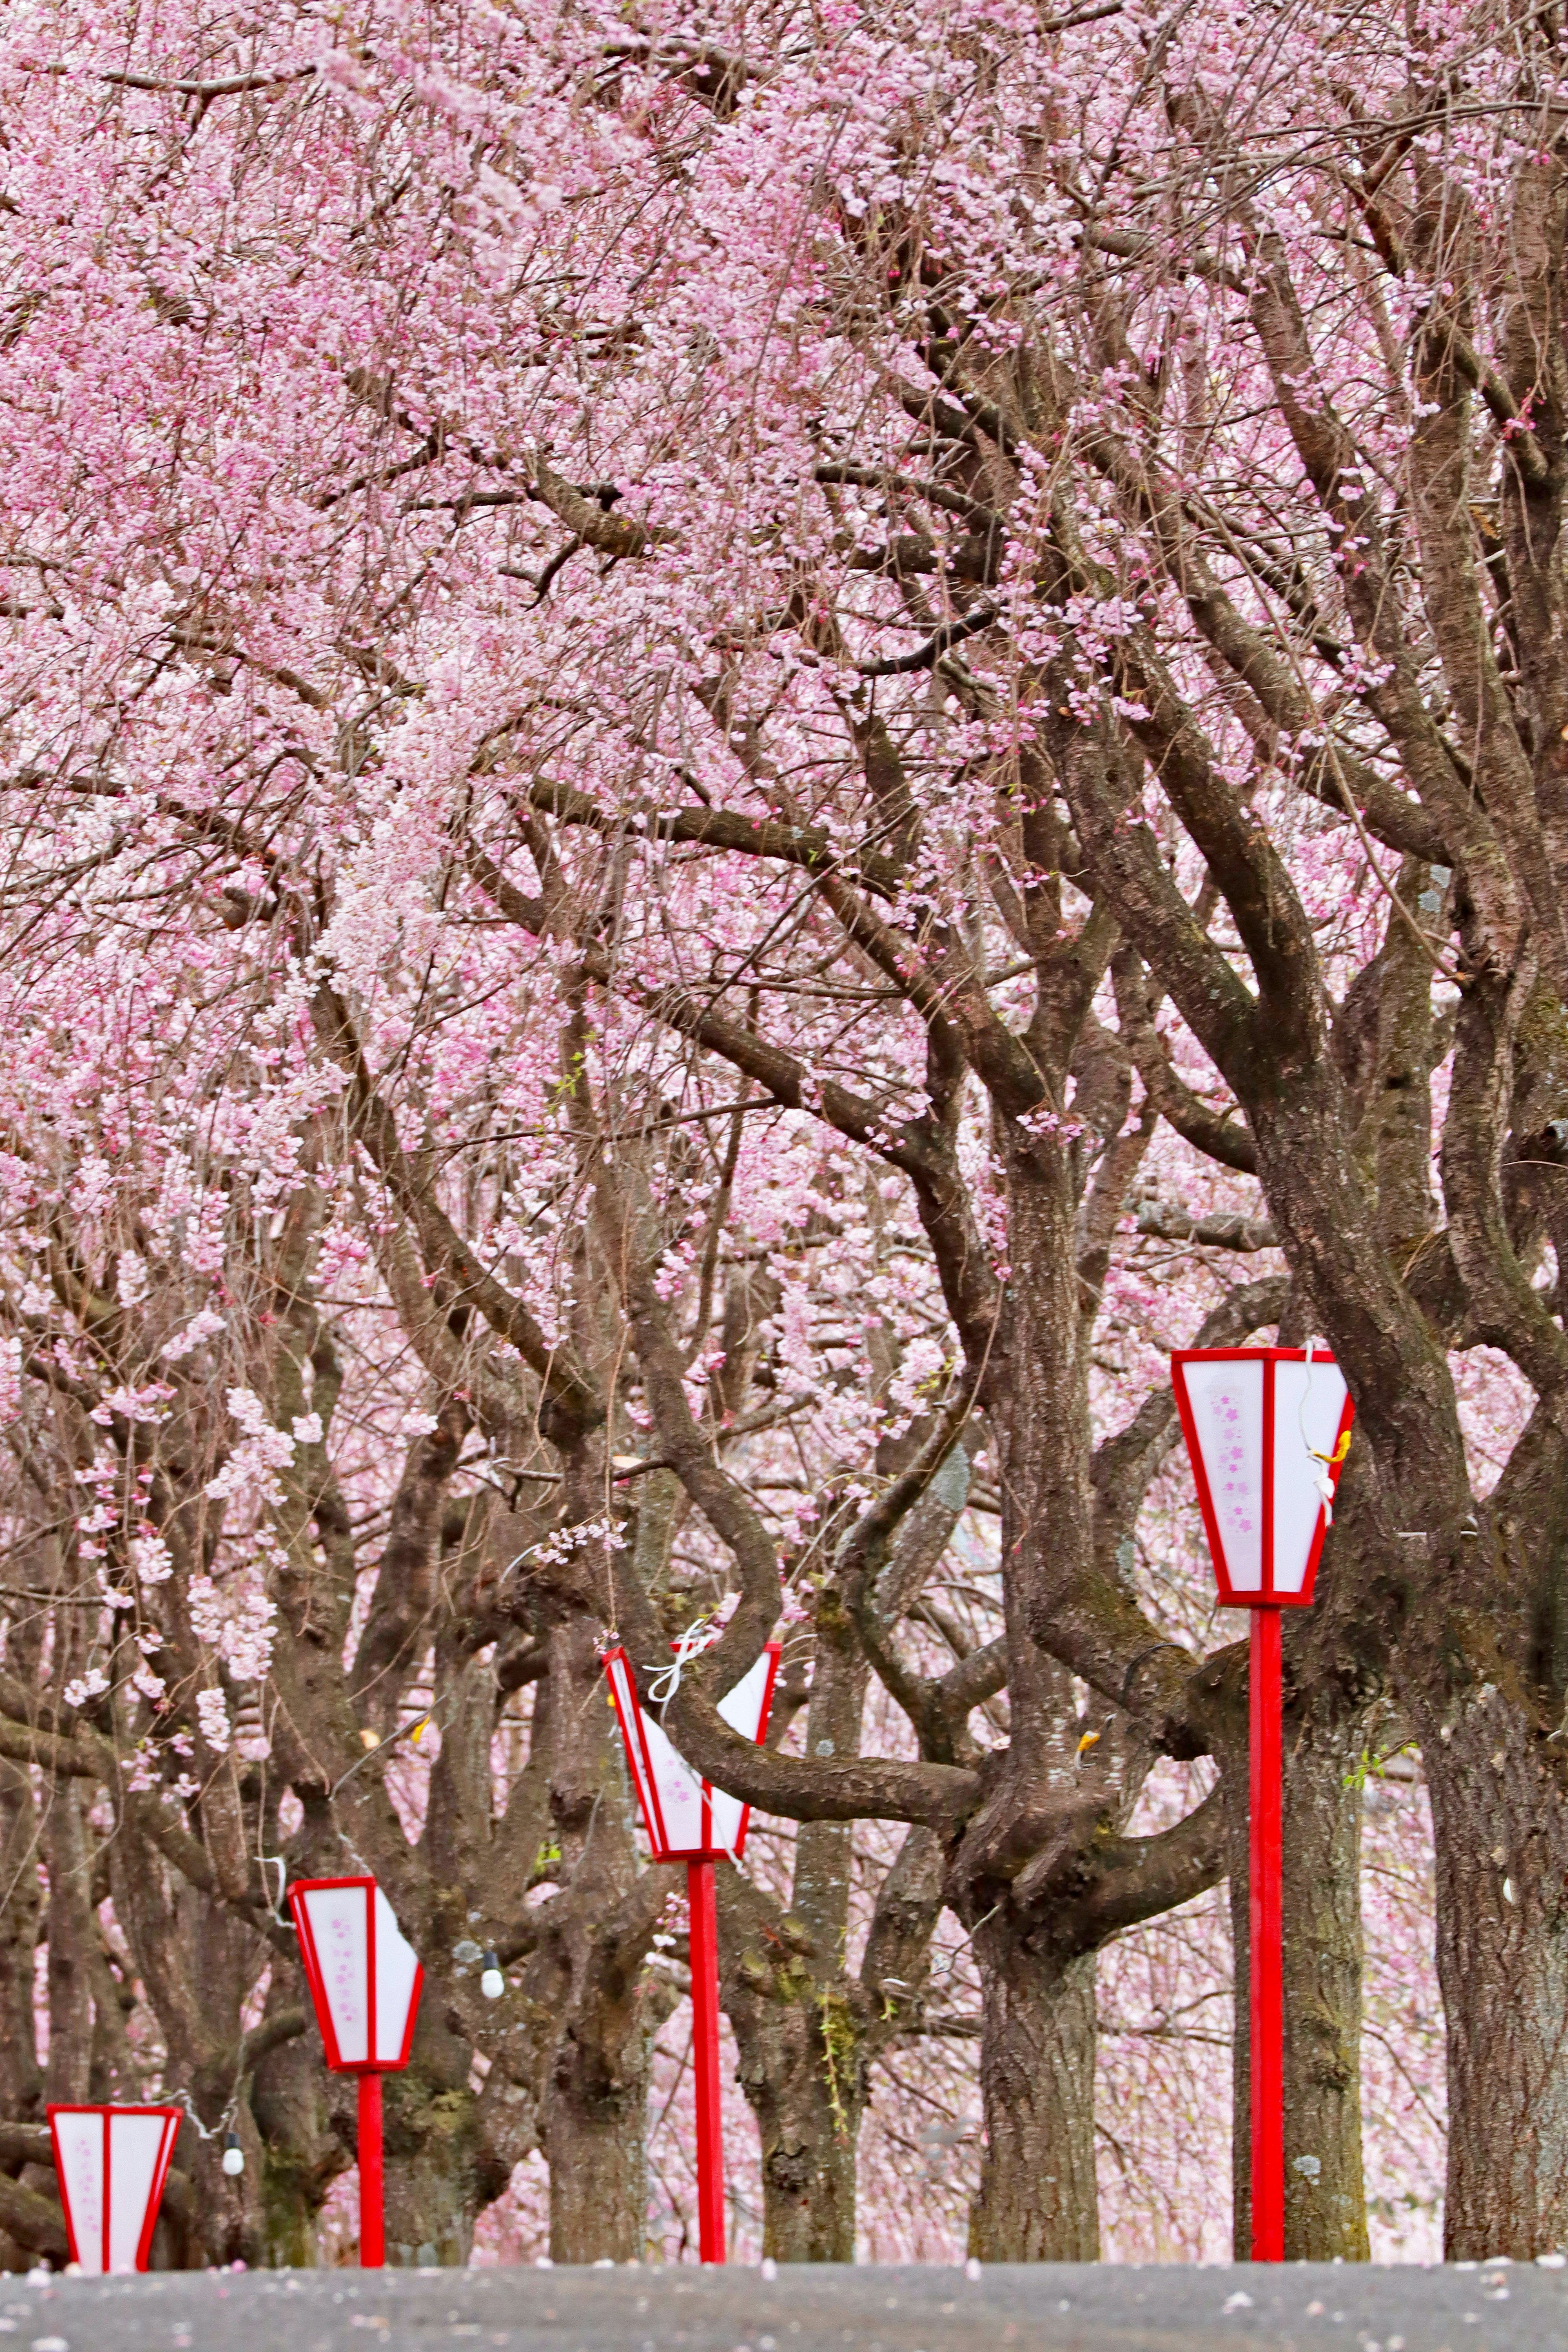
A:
[
  {"xmin": 288, "ymin": 1875, "xmax": 423, "ymax": 2074},
  {"xmin": 48, "ymin": 2102, "xmax": 182, "ymax": 2276},
  {"xmin": 1171, "ymin": 1345, "xmax": 1354, "ymax": 1608},
  {"xmin": 604, "ymin": 1635, "xmax": 780, "ymax": 1864}
]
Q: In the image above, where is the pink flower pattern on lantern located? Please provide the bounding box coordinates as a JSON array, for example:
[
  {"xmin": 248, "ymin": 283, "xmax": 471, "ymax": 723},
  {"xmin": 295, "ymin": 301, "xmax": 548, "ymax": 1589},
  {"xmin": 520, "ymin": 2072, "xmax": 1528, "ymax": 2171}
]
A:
[
  {"xmin": 325, "ymin": 1911, "xmax": 367, "ymax": 2049},
  {"xmin": 61, "ymin": 2115, "xmax": 102, "ymax": 2252},
  {"xmin": 1212, "ymin": 1390, "xmax": 1254, "ymax": 1538},
  {"xmin": 1193, "ymin": 1370, "xmax": 1263, "ymax": 1592}
]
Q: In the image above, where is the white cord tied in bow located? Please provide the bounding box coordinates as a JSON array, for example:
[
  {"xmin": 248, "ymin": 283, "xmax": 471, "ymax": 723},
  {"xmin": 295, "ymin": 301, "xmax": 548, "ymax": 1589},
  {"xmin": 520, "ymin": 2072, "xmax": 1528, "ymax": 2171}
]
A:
[
  {"xmin": 642, "ymin": 1613, "xmax": 751, "ymax": 1875},
  {"xmin": 648, "ymin": 1617, "xmax": 717, "ymax": 1717}
]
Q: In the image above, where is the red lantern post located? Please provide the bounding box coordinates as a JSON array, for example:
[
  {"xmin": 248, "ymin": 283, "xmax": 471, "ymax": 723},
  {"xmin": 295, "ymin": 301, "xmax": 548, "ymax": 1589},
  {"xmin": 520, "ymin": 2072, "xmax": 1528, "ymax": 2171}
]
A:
[
  {"xmin": 288, "ymin": 1875, "xmax": 423, "ymax": 2267},
  {"xmin": 47, "ymin": 2103, "xmax": 182, "ymax": 2274},
  {"xmin": 604, "ymin": 1631, "xmax": 780, "ymax": 2263},
  {"xmin": 1171, "ymin": 1344, "xmax": 1354, "ymax": 2261}
]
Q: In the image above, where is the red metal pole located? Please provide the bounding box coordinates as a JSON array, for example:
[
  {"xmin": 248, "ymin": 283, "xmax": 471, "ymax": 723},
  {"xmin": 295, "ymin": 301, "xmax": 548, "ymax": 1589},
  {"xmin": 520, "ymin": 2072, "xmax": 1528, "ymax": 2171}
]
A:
[
  {"xmin": 1250, "ymin": 1605, "xmax": 1284, "ymax": 2261},
  {"xmin": 358, "ymin": 2071, "xmax": 385, "ymax": 2267},
  {"xmin": 688, "ymin": 1859, "xmax": 726, "ymax": 2263}
]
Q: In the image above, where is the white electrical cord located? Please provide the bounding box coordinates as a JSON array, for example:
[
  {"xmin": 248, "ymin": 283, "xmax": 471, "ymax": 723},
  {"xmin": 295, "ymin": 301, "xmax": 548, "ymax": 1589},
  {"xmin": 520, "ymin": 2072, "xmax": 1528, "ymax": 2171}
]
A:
[
  {"xmin": 167, "ymin": 2082, "xmax": 246, "ymax": 2177},
  {"xmin": 1299, "ymin": 1335, "xmax": 1349, "ymax": 1523}
]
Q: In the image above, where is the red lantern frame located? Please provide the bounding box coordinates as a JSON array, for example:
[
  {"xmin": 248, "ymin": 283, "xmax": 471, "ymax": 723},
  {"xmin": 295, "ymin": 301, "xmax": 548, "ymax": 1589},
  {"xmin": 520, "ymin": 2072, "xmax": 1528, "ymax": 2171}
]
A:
[
  {"xmin": 1171, "ymin": 1342, "xmax": 1355, "ymax": 2265},
  {"xmin": 287, "ymin": 1874, "xmax": 423, "ymax": 2075},
  {"xmin": 603, "ymin": 1633, "xmax": 780, "ymax": 2263},
  {"xmin": 288, "ymin": 1874, "xmax": 423, "ymax": 2269},
  {"xmin": 603, "ymin": 1640, "xmax": 780, "ymax": 1863},
  {"xmin": 1171, "ymin": 1345, "xmax": 1354, "ymax": 1608},
  {"xmin": 47, "ymin": 2102, "xmax": 181, "ymax": 2274}
]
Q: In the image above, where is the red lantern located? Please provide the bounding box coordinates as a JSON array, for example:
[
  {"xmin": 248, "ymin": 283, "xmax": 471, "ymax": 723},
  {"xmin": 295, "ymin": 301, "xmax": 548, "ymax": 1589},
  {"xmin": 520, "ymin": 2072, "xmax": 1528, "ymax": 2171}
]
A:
[
  {"xmin": 289, "ymin": 1876, "xmax": 423, "ymax": 2267},
  {"xmin": 604, "ymin": 1631, "xmax": 780, "ymax": 2263},
  {"xmin": 47, "ymin": 2103, "xmax": 181, "ymax": 2274},
  {"xmin": 1171, "ymin": 1345, "xmax": 1354, "ymax": 1606},
  {"xmin": 1171, "ymin": 1343, "xmax": 1354, "ymax": 2265},
  {"xmin": 603, "ymin": 1637, "xmax": 779, "ymax": 1864}
]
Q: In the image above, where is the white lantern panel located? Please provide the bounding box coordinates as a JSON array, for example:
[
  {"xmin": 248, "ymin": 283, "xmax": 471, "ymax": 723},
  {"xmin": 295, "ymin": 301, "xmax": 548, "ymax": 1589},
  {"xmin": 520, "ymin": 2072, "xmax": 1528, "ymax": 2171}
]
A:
[
  {"xmin": 1185, "ymin": 1356, "xmax": 1265, "ymax": 1592},
  {"xmin": 606, "ymin": 1652, "xmax": 661, "ymax": 1833},
  {"xmin": 300, "ymin": 1883, "xmax": 371, "ymax": 2064},
  {"xmin": 51, "ymin": 2108, "xmax": 174, "ymax": 2274},
  {"xmin": 372, "ymin": 1884, "xmax": 421, "ymax": 2064},
  {"xmin": 639, "ymin": 1707, "xmax": 707, "ymax": 1852},
  {"xmin": 53, "ymin": 2110, "xmax": 105, "ymax": 2272},
  {"xmin": 1271, "ymin": 1356, "xmax": 1349, "ymax": 1596},
  {"xmin": 708, "ymin": 1648, "xmax": 775, "ymax": 1855},
  {"xmin": 106, "ymin": 2110, "xmax": 169, "ymax": 2273}
]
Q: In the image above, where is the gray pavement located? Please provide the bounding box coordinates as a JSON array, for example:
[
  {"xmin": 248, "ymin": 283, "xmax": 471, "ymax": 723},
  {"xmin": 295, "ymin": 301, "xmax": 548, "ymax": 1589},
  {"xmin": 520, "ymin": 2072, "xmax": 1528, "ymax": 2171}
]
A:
[{"xmin": 0, "ymin": 2259, "xmax": 1563, "ymax": 2352}]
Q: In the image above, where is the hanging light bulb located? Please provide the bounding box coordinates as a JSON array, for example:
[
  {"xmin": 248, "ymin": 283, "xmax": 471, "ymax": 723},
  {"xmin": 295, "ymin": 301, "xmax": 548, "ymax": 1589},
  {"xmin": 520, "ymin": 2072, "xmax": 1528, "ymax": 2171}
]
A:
[
  {"xmin": 222, "ymin": 2132, "xmax": 245, "ymax": 2178},
  {"xmin": 479, "ymin": 1949, "xmax": 504, "ymax": 2000}
]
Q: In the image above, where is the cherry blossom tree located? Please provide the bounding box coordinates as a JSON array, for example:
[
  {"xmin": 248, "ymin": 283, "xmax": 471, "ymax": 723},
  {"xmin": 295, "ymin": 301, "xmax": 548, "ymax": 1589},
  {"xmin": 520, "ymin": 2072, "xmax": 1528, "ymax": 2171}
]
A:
[{"xmin": 0, "ymin": 0, "xmax": 1555, "ymax": 2272}]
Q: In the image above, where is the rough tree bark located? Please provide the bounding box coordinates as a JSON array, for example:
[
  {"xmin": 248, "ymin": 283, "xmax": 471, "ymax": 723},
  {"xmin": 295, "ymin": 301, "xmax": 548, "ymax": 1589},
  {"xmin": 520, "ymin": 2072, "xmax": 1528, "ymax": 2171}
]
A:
[
  {"xmin": 43, "ymin": 1779, "xmax": 94, "ymax": 2108},
  {"xmin": 951, "ymin": 1629, "xmax": 1111, "ymax": 2266},
  {"xmin": 1412, "ymin": 1552, "xmax": 1568, "ymax": 2260},
  {"xmin": 0, "ymin": 1656, "xmax": 42, "ymax": 2129},
  {"xmin": 381, "ymin": 2052, "xmax": 483, "ymax": 2267},
  {"xmin": 250, "ymin": 1987, "xmax": 347, "ymax": 2266},
  {"xmin": 722, "ymin": 1816, "xmax": 947, "ymax": 2263},
  {"xmin": 967, "ymin": 1931, "xmax": 1099, "ymax": 2262},
  {"xmin": 722, "ymin": 1586, "xmax": 871, "ymax": 2263},
  {"xmin": 1223, "ymin": 1677, "xmax": 1372, "ymax": 2263},
  {"xmin": 723, "ymin": 1886, "xmax": 862, "ymax": 2263},
  {"xmin": 0, "ymin": 1748, "xmax": 42, "ymax": 2272},
  {"xmin": 537, "ymin": 1610, "xmax": 661, "ymax": 2264}
]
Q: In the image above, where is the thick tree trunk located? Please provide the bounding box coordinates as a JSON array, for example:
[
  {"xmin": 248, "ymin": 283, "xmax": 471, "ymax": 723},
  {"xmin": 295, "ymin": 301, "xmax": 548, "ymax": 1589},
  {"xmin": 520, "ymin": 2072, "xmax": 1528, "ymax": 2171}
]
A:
[
  {"xmin": 750, "ymin": 2018, "xmax": 861, "ymax": 2263},
  {"xmin": 381, "ymin": 2067, "xmax": 481, "ymax": 2266},
  {"xmin": 543, "ymin": 2027, "xmax": 648, "ymax": 2263},
  {"xmin": 1281, "ymin": 1707, "xmax": 1370, "ymax": 2262},
  {"xmin": 0, "ymin": 1755, "xmax": 40, "ymax": 2125},
  {"xmin": 1225, "ymin": 1691, "xmax": 1370, "ymax": 2261},
  {"xmin": 154, "ymin": 1905, "xmax": 292, "ymax": 2270},
  {"xmin": 1421, "ymin": 1689, "xmax": 1568, "ymax": 2258},
  {"xmin": 967, "ymin": 1918, "xmax": 1099, "ymax": 2262},
  {"xmin": 724, "ymin": 1815, "xmax": 945, "ymax": 2265},
  {"xmin": 724, "ymin": 1904, "xmax": 864, "ymax": 2263},
  {"xmin": 539, "ymin": 1608, "xmax": 652, "ymax": 2263},
  {"xmin": 44, "ymin": 1780, "xmax": 94, "ymax": 2106},
  {"xmin": 0, "ymin": 1604, "xmax": 44, "ymax": 2153},
  {"xmin": 723, "ymin": 1578, "xmax": 874, "ymax": 2262},
  {"xmin": 250, "ymin": 2013, "xmax": 350, "ymax": 2267}
]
